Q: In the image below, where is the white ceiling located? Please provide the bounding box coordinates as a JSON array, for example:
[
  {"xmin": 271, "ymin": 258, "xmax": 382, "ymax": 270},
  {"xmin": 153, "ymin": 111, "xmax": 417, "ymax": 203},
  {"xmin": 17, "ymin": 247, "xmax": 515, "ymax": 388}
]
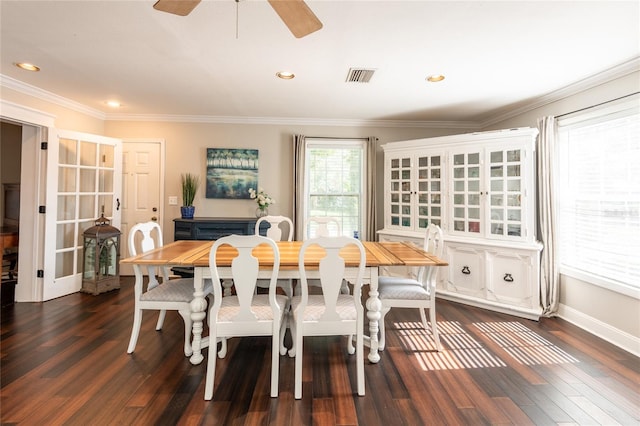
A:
[{"xmin": 1, "ymin": 1, "xmax": 638, "ymax": 126}]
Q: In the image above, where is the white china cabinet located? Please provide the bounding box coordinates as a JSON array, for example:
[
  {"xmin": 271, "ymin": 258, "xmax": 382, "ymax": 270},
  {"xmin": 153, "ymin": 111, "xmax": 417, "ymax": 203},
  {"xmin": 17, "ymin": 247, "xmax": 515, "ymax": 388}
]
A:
[{"xmin": 378, "ymin": 128, "xmax": 543, "ymax": 320}]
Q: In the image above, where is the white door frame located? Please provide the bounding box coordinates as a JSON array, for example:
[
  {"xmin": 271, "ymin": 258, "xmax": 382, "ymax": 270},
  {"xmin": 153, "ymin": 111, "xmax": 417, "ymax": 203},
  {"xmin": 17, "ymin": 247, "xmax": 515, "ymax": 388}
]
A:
[{"xmin": 0, "ymin": 100, "xmax": 55, "ymax": 302}]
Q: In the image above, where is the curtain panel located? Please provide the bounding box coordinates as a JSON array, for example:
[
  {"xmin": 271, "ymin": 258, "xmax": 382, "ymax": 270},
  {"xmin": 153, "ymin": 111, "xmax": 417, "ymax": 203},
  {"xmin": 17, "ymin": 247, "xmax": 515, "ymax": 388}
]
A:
[{"xmin": 537, "ymin": 116, "xmax": 560, "ymax": 316}]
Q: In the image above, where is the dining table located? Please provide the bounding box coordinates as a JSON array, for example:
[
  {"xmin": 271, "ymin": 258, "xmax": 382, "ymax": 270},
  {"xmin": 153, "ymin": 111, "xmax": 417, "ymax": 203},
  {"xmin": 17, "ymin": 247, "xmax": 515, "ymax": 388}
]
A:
[{"xmin": 120, "ymin": 239, "xmax": 448, "ymax": 365}]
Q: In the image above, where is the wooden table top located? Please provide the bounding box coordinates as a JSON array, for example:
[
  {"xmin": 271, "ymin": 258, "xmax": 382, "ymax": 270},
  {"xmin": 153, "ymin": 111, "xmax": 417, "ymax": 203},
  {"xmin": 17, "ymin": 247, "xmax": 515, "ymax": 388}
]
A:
[{"xmin": 121, "ymin": 240, "xmax": 447, "ymax": 269}]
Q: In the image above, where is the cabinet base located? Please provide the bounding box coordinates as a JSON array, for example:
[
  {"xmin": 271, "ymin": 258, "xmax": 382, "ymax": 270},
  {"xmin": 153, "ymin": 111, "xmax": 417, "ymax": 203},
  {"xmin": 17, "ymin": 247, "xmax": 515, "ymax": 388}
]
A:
[{"xmin": 436, "ymin": 291, "xmax": 541, "ymax": 321}]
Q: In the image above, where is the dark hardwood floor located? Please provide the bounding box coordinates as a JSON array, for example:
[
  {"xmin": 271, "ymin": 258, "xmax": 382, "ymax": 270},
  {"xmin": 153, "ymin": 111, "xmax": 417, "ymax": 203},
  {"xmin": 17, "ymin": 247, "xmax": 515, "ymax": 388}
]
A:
[{"xmin": 1, "ymin": 277, "xmax": 638, "ymax": 425}]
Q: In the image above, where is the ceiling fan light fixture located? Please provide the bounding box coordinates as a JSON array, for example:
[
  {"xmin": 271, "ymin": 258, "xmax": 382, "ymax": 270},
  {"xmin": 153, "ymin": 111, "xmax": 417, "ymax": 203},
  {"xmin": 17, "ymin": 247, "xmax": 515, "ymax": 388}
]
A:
[
  {"xmin": 427, "ymin": 74, "xmax": 445, "ymax": 83},
  {"xmin": 15, "ymin": 62, "xmax": 40, "ymax": 72},
  {"xmin": 276, "ymin": 71, "xmax": 295, "ymax": 80},
  {"xmin": 106, "ymin": 100, "xmax": 121, "ymax": 108}
]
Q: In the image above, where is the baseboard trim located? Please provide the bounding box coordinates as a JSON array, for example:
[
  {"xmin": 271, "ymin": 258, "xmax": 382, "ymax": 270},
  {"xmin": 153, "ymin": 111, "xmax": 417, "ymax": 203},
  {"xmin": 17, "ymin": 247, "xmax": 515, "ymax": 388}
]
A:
[{"xmin": 557, "ymin": 303, "xmax": 640, "ymax": 357}]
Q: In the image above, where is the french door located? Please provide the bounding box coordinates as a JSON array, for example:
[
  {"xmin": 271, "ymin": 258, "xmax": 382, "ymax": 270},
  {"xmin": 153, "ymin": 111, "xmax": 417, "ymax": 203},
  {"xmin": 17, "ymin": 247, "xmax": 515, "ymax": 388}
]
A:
[{"xmin": 43, "ymin": 129, "xmax": 122, "ymax": 300}]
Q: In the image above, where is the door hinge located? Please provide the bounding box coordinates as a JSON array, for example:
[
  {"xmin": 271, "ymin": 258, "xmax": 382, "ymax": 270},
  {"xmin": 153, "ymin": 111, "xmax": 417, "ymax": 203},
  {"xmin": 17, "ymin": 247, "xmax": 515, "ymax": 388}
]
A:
[
  {"xmin": 39, "ymin": 206, "xmax": 46, "ymax": 214},
  {"xmin": 37, "ymin": 269, "xmax": 44, "ymax": 278},
  {"xmin": 41, "ymin": 141, "xmax": 48, "ymax": 150}
]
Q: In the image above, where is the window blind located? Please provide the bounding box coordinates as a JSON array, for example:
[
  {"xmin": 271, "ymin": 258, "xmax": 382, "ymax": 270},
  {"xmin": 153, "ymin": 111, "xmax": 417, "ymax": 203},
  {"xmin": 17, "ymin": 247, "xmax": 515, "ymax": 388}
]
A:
[{"xmin": 557, "ymin": 97, "xmax": 640, "ymax": 296}]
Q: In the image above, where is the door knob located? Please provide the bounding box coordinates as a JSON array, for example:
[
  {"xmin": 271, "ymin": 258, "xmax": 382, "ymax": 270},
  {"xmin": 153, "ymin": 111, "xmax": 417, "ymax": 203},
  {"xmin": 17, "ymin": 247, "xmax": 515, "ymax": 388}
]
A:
[
  {"xmin": 152, "ymin": 207, "xmax": 158, "ymax": 212},
  {"xmin": 151, "ymin": 216, "xmax": 158, "ymax": 221}
]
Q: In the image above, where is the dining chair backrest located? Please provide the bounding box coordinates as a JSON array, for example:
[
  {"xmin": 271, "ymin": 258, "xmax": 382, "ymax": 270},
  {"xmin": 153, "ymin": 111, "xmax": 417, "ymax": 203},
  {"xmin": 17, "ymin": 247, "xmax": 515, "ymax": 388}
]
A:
[
  {"xmin": 424, "ymin": 223, "xmax": 444, "ymax": 257},
  {"xmin": 304, "ymin": 216, "xmax": 341, "ymax": 240},
  {"xmin": 128, "ymin": 221, "xmax": 168, "ymax": 288},
  {"xmin": 417, "ymin": 223, "xmax": 444, "ymax": 285},
  {"xmin": 297, "ymin": 236, "xmax": 365, "ymax": 321},
  {"xmin": 208, "ymin": 234, "xmax": 281, "ymax": 323},
  {"xmin": 255, "ymin": 215, "xmax": 293, "ymax": 242}
]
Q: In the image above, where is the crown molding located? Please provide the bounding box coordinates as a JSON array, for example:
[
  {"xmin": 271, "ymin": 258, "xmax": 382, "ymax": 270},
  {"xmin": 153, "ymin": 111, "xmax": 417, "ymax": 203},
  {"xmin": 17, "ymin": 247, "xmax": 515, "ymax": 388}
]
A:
[
  {"xmin": 104, "ymin": 112, "xmax": 477, "ymax": 129},
  {"xmin": 0, "ymin": 74, "xmax": 107, "ymax": 120},
  {"xmin": 479, "ymin": 57, "xmax": 640, "ymax": 128}
]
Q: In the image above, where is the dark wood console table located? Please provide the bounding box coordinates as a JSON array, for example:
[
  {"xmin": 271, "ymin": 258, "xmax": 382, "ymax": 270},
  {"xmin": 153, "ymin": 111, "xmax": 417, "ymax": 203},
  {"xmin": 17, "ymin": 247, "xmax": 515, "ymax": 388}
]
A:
[
  {"xmin": 173, "ymin": 217, "xmax": 267, "ymax": 241},
  {"xmin": 172, "ymin": 217, "xmax": 267, "ymax": 276}
]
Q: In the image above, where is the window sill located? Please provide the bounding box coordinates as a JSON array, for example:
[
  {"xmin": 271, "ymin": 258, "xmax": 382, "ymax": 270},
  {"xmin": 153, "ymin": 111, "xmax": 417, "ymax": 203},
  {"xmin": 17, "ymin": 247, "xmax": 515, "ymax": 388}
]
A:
[{"xmin": 559, "ymin": 265, "xmax": 640, "ymax": 300}]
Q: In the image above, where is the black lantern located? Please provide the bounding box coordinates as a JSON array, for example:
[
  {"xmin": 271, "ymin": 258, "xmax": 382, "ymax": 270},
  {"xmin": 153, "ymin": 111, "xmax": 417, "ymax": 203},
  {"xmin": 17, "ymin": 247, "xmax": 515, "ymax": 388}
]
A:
[{"xmin": 81, "ymin": 215, "xmax": 121, "ymax": 295}]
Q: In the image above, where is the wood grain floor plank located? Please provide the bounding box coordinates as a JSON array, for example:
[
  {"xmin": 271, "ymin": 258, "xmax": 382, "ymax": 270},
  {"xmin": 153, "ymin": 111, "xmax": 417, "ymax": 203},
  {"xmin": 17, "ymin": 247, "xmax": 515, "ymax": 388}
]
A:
[{"xmin": 493, "ymin": 396, "xmax": 536, "ymax": 426}]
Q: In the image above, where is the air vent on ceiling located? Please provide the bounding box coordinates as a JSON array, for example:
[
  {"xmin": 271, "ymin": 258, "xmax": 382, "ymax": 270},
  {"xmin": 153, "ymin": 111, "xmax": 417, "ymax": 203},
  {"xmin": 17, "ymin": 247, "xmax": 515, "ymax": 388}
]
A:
[{"xmin": 346, "ymin": 68, "xmax": 376, "ymax": 83}]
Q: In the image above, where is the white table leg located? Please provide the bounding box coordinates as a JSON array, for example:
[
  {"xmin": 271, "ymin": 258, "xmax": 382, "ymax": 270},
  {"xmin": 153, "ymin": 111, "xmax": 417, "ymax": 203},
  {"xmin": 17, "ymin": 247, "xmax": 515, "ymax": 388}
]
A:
[
  {"xmin": 189, "ymin": 266, "xmax": 208, "ymax": 365},
  {"xmin": 365, "ymin": 267, "xmax": 381, "ymax": 363}
]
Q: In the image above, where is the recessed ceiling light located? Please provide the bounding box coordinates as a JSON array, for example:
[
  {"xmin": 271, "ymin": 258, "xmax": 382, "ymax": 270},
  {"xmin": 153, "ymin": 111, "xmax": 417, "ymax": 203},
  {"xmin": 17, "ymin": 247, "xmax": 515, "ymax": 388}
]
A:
[
  {"xmin": 106, "ymin": 100, "xmax": 121, "ymax": 108},
  {"xmin": 427, "ymin": 74, "xmax": 445, "ymax": 82},
  {"xmin": 15, "ymin": 62, "xmax": 40, "ymax": 72},
  {"xmin": 276, "ymin": 71, "xmax": 295, "ymax": 80}
]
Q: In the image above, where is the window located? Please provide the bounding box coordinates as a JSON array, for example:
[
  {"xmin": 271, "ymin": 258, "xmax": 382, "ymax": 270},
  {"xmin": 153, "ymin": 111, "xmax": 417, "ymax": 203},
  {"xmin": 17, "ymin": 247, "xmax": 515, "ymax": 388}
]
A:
[
  {"xmin": 557, "ymin": 96, "xmax": 640, "ymax": 297},
  {"xmin": 304, "ymin": 139, "xmax": 366, "ymax": 237}
]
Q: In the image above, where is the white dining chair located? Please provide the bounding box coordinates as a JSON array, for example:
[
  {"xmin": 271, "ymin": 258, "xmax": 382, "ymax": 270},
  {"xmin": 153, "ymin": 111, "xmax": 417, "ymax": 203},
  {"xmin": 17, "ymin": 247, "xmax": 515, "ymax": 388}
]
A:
[
  {"xmin": 204, "ymin": 234, "xmax": 289, "ymax": 400},
  {"xmin": 127, "ymin": 221, "xmax": 212, "ymax": 357},
  {"xmin": 377, "ymin": 223, "xmax": 443, "ymax": 351},
  {"xmin": 289, "ymin": 236, "xmax": 366, "ymax": 399},
  {"xmin": 255, "ymin": 215, "xmax": 294, "ymax": 300}
]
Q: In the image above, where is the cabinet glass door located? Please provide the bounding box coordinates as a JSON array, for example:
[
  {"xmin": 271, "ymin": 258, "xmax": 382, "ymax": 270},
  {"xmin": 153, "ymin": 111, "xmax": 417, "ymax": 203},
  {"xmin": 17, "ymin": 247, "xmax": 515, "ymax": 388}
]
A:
[
  {"xmin": 488, "ymin": 148, "xmax": 524, "ymax": 238},
  {"xmin": 417, "ymin": 154, "xmax": 442, "ymax": 229},
  {"xmin": 452, "ymin": 151, "xmax": 482, "ymax": 235},
  {"xmin": 389, "ymin": 156, "xmax": 412, "ymax": 228}
]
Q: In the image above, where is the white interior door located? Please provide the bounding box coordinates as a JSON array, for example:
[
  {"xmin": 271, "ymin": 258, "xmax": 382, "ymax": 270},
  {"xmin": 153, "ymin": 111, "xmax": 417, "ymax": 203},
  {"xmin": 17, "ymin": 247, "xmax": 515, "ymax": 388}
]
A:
[
  {"xmin": 121, "ymin": 139, "xmax": 163, "ymax": 275},
  {"xmin": 43, "ymin": 129, "xmax": 122, "ymax": 300}
]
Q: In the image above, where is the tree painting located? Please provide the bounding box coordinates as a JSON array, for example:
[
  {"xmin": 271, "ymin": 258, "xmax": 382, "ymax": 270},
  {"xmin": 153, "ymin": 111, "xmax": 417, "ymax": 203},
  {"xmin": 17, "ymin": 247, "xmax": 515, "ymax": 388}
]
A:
[{"xmin": 206, "ymin": 148, "xmax": 258, "ymax": 199}]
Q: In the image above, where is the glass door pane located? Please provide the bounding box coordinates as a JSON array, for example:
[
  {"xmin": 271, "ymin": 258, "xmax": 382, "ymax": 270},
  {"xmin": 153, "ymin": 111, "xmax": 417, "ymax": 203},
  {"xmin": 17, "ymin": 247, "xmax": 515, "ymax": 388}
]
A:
[
  {"xmin": 489, "ymin": 148, "xmax": 524, "ymax": 238},
  {"xmin": 389, "ymin": 155, "xmax": 413, "ymax": 229},
  {"xmin": 416, "ymin": 154, "xmax": 442, "ymax": 229},
  {"xmin": 452, "ymin": 151, "xmax": 482, "ymax": 234}
]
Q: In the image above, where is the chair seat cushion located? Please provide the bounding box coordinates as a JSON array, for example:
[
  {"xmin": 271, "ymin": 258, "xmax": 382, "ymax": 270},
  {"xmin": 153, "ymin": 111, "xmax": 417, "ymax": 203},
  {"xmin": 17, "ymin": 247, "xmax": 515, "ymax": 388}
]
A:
[
  {"xmin": 218, "ymin": 294, "xmax": 288, "ymax": 322},
  {"xmin": 379, "ymin": 280, "xmax": 431, "ymax": 301},
  {"xmin": 141, "ymin": 278, "xmax": 196, "ymax": 302},
  {"xmin": 291, "ymin": 295, "xmax": 357, "ymax": 321}
]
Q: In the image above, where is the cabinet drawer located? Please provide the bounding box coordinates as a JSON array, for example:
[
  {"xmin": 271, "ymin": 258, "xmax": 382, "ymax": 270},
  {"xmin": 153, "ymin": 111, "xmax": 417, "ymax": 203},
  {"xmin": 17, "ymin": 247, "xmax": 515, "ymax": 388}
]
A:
[
  {"xmin": 445, "ymin": 244, "xmax": 484, "ymax": 297},
  {"xmin": 486, "ymin": 250, "xmax": 535, "ymax": 308},
  {"xmin": 174, "ymin": 222, "xmax": 195, "ymax": 240}
]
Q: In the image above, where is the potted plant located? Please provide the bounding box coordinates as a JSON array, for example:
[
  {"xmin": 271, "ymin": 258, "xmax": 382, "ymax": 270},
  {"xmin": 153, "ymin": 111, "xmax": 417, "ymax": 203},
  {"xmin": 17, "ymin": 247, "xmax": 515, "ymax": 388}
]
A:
[{"xmin": 181, "ymin": 173, "xmax": 200, "ymax": 219}]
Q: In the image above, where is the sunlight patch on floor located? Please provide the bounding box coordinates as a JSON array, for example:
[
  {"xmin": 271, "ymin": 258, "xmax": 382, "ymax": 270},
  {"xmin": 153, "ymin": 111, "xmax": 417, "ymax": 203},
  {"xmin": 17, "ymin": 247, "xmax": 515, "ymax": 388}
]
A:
[
  {"xmin": 473, "ymin": 321, "xmax": 580, "ymax": 365},
  {"xmin": 392, "ymin": 320, "xmax": 507, "ymax": 371}
]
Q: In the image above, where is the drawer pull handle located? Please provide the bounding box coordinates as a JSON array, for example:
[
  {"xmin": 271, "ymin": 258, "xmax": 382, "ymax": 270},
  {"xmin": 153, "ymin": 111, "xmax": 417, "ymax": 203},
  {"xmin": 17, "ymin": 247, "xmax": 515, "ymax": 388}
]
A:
[
  {"xmin": 503, "ymin": 273, "xmax": 514, "ymax": 282},
  {"xmin": 461, "ymin": 266, "xmax": 471, "ymax": 275}
]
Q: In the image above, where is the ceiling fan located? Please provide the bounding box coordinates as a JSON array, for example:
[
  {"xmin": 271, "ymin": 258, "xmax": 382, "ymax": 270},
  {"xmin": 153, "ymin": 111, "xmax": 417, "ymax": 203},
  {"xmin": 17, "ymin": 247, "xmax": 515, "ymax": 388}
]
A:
[{"xmin": 153, "ymin": 0, "xmax": 323, "ymax": 38}]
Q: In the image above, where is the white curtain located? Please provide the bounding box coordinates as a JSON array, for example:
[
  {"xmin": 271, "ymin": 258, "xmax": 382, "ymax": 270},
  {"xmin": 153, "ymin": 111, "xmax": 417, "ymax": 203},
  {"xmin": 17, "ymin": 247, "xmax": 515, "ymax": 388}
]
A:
[
  {"xmin": 293, "ymin": 134, "xmax": 307, "ymax": 240},
  {"xmin": 364, "ymin": 136, "xmax": 378, "ymax": 241},
  {"xmin": 291, "ymin": 134, "xmax": 377, "ymax": 241},
  {"xmin": 537, "ymin": 116, "xmax": 560, "ymax": 316}
]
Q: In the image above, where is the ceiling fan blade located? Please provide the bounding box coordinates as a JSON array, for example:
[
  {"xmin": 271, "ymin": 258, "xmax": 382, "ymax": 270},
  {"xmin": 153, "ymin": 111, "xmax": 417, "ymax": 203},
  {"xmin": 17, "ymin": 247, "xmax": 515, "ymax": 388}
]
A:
[
  {"xmin": 153, "ymin": 0, "xmax": 201, "ymax": 16},
  {"xmin": 268, "ymin": 0, "xmax": 323, "ymax": 38}
]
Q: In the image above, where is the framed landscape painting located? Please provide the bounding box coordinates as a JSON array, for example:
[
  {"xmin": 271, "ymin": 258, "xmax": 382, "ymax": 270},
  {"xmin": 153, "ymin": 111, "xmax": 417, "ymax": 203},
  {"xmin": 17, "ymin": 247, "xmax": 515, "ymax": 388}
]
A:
[{"xmin": 206, "ymin": 148, "xmax": 258, "ymax": 199}]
